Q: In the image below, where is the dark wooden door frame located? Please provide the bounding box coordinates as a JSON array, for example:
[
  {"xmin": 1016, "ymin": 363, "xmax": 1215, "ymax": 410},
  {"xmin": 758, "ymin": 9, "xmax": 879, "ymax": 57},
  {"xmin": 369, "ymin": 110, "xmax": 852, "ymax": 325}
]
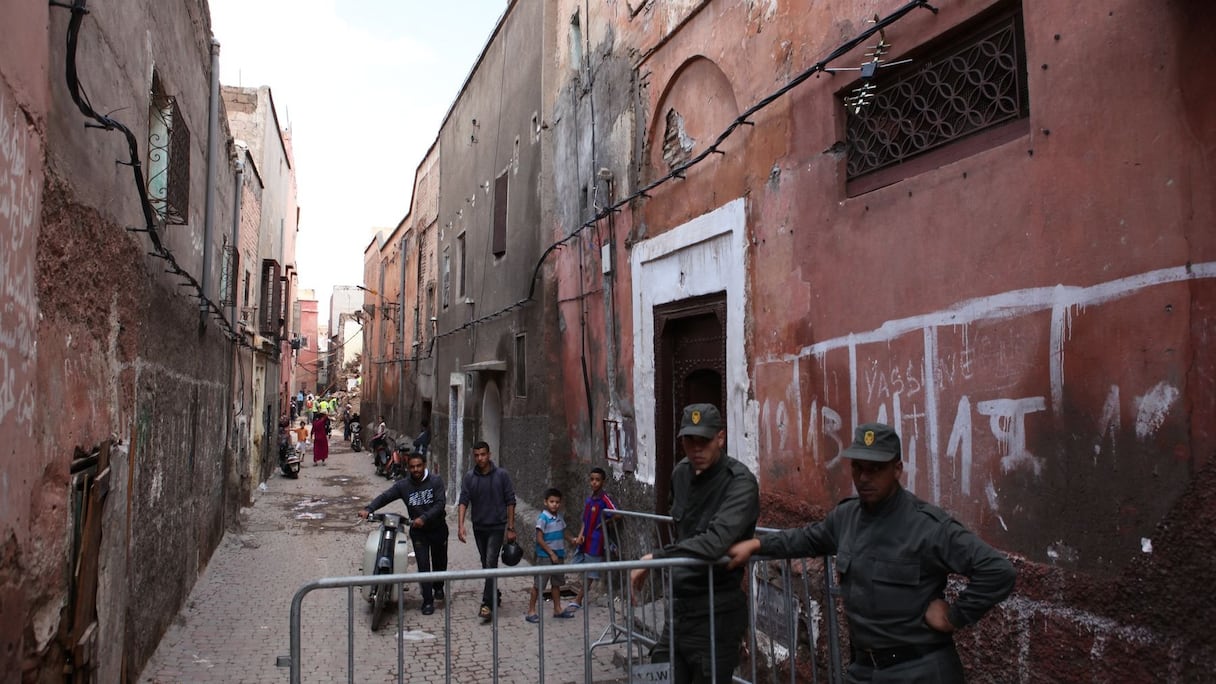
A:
[{"xmin": 653, "ymin": 291, "xmax": 728, "ymax": 514}]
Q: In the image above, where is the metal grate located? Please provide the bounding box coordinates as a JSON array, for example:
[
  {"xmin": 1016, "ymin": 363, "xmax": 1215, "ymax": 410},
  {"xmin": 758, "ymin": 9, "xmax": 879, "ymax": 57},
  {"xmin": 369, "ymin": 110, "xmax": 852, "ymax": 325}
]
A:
[
  {"xmin": 259, "ymin": 259, "xmax": 281, "ymax": 336},
  {"xmin": 845, "ymin": 10, "xmax": 1027, "ymax": 181},
  {"xmin": 219, "ymin": 245, "xmax": 238, "ymax": 307},
  {"xmin": 147, "ymin": 75, "xmax": 191, "ymax": 225}
]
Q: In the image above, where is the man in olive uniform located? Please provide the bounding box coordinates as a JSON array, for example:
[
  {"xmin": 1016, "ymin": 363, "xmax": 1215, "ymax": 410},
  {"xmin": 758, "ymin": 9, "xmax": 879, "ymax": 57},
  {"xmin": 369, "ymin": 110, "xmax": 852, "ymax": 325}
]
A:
[
  {"xmin": 631, "ymin": 403, "xmax": 760, "ymax": 683},
  {"xmin": 727, "ymin": 423, "xmax": 1016, "ymax": 683}
]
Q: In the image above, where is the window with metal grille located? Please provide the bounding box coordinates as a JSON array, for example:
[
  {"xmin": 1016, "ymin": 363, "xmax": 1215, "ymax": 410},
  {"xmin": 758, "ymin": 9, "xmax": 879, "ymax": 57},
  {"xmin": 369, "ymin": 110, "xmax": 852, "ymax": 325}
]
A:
[
  {"xmin": 492, "ymin": 172, "xmax": 508, "ymax": 257},
  {"xmin": 425, "ymin": 284, "xmax": 436, "ymax": 342},
  {"xmin": 457, "ymin": 233, "xmax": 467, "ymax": 298},
  {"xmin": 441, "ymin": 250, "xmax": 451, "ymax": 309},
  {"xmin": 147, "ymin": 72, "xmax": 191, "ymax": 225},
  {"xmin": 259, "ymin": 259, "xmax": 281, "ymax": 336},
  {"xmin": 219, "ymin": 244, "xmax": 238, "ymax": 307},
  {"xmin": 843, "ymin": 3, "xmax": 1028, "ymax": 194}
]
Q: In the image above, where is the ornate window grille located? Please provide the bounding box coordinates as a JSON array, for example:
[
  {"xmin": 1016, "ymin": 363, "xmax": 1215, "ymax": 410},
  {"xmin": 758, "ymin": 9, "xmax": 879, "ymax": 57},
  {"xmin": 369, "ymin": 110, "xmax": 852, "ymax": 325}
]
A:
[
  {"xmin": 147, "ymin": 73, "xmax": 191, "ymax": 225},
  {"xmin": 844, "ymin": 5, "xmax": 1028, "ymax": 189},
  {"xmin": 219, "ymin": 245, "xmax": 238, "ymax": 307}
]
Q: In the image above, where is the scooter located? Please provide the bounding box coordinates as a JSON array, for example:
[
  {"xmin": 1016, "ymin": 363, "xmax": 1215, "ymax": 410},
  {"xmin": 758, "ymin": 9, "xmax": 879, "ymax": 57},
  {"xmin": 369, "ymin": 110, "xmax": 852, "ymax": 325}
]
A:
[
  {"xmin": 349, "ymin": 421, "xmax": 363, "ymax": 452},
  {"xmin": 278, "ymin": 434, "xmax": 301, "ymax": 478},
  {"xmin": 362, "ymin": 512, "xmax": 411, "ymax": 631}
]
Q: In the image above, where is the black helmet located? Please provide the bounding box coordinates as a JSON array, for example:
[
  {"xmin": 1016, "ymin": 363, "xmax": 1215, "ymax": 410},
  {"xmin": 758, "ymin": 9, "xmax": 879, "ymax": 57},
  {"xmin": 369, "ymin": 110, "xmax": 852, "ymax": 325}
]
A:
[{"xmin": 500, "ymin": 540, "xmax": 523, "ymax": 566}]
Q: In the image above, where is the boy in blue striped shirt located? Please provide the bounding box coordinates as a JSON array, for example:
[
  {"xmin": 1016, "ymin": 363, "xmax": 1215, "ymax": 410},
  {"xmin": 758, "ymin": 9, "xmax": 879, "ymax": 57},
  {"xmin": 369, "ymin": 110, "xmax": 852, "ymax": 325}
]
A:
[{"xmin": 526, "ymin": 488, "xmax": 576, "ymax": 623}]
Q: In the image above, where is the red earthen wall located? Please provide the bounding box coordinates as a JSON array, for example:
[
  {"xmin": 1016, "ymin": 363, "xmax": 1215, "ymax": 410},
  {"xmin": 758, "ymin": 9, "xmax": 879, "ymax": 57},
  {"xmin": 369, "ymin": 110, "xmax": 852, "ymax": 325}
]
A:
[{"xmin": 579, "ymin": 0, "xmax": 1216, "ymax": 677}]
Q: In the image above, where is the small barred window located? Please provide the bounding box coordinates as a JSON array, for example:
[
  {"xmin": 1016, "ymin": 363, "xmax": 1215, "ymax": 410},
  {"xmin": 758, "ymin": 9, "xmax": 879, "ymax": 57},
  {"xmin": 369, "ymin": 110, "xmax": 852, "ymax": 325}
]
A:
[{"xmin": 844, "ymin": 3, "xmax": 1028, "ymax": 193}]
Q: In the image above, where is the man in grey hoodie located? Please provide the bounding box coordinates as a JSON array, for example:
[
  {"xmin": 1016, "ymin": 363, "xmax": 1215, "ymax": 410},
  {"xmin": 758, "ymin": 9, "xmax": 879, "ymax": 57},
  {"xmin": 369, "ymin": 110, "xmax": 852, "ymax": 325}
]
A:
[{"xmin": 360, "ymin": 447, "xmax": 449, "ymax": 615}]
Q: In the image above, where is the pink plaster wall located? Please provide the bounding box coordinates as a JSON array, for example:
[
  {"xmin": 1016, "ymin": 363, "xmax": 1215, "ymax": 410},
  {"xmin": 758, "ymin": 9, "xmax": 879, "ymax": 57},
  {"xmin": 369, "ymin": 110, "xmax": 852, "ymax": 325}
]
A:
[
  {"xmin": 297, "ymin": 298, "xmax": 320, "ymax": 393},
  {"xmin": 581, "ymin": 0, "xmax": 1216, "ymax": 676},
  {"xmin": 0, "ymin": 1, "xmax": 48, "ymax": 676}
]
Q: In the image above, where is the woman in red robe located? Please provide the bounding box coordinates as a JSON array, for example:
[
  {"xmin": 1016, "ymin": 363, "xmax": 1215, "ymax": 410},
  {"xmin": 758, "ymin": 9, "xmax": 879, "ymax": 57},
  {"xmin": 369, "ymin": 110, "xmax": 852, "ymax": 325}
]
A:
[{"xmin": 312, "ymin": 411, "xmax": 330, "ymax": 465}]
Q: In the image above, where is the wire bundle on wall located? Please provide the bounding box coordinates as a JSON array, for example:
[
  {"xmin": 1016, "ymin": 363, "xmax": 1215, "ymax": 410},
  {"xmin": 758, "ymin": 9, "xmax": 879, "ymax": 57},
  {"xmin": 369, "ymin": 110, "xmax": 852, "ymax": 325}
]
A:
[{"xmin": 55, "ymin": 0, "xmax": 247, "ymax": 347}]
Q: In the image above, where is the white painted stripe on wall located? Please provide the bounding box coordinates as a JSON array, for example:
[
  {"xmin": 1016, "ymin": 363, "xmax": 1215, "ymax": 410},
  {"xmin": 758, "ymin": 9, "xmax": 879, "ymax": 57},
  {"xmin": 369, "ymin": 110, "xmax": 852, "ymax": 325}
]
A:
[{"xmin": 759, "ymin": 261, "xmax": 1216, "ymax": 364}]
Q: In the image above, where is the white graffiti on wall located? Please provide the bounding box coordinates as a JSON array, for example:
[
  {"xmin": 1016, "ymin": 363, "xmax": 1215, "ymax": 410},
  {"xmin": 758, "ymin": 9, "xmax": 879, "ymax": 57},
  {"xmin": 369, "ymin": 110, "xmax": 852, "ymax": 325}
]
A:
[
  {"xmin": 0, "ymin": 87, "xmax": 40, "ymax": 435},
  {"xmin": 758, "ymin": 262, "xmax": 1216, "ymax": 509},
  {"xmin": 1134, "ymin": 381, "xmax": 1179, "ymax": 440}
]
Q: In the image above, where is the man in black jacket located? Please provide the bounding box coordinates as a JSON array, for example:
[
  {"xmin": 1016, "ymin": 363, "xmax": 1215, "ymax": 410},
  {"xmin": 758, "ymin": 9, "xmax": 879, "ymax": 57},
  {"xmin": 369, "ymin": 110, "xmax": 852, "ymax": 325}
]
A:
[
  {"xmin": 360, "ymin": 450, "xmax": 449, "ymax": 615},
  {"xmin": 630, "ymin": 403, "xmax": 759, "ymax": 683}
]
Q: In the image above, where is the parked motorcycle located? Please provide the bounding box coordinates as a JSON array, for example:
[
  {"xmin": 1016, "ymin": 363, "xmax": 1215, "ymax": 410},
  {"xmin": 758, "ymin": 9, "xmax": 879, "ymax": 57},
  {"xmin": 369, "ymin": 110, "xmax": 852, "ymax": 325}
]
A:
[
  {"xmin": 362, "ymin": 512, "xmax": 411, "ymax": 631},
  {"xmin": 372, "ymin": 436, "xmax": 396, "ymax": 478},
  {"xmin": 350, "ymin": 421, "xmax": 363, "ymax": 452},
  {"xmin": 278, "ymin": 431, "xmax": 301, "ymax": 478},
  {"xmin": 384, "ymin": 445, "xmax": 411, "ymax": 480}
]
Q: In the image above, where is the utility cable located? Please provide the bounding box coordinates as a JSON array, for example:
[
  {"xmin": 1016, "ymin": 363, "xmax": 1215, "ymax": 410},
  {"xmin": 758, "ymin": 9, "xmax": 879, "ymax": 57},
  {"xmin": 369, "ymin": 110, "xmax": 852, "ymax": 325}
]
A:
[
  {"xmin": 524, "ymin": 0, "xmax": 939, "ymax": 303},
  {"xmin": 55, "ymin": 0, "xmax": 250, "ymax": 349},
  {"xmin": 382, "ymin": 0, "xmax": 940, "ymax": 365}
]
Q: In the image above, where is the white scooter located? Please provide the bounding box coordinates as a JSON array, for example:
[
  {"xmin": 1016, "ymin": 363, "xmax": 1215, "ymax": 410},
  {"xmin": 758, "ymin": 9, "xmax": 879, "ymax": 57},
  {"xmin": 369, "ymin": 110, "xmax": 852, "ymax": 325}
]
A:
[{"xmin": 362, "ymin": 512, "xmax": 412, "ymax": 630}]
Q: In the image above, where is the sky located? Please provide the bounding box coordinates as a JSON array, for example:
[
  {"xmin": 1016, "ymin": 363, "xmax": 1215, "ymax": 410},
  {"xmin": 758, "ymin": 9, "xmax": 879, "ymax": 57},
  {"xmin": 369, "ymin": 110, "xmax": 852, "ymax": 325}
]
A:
[{"xmin": 208, "ymin": 0, "xmax": 508, "ymax": 321}]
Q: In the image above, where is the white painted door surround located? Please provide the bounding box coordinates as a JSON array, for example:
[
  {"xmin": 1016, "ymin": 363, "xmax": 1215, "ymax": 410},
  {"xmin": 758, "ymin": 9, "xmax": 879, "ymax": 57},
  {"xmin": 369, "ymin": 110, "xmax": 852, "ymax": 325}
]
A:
[{"xmin": 630, "ymin": 198, "xmax": 758, "ymax": 484}]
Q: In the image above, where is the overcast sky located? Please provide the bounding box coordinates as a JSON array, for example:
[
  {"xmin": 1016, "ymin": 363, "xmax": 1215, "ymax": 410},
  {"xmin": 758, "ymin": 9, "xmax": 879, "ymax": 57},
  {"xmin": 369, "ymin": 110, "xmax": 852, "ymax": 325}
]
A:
[{"xmin": 208, "ymin": 0, "xmax": 507, "ymax": 321}]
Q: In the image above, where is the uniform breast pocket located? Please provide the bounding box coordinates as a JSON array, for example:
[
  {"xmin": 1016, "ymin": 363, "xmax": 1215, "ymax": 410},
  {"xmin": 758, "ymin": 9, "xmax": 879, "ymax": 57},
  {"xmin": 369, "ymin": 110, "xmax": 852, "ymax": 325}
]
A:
[
  {"xmin": 835, "ymin": 554, "xmax": 860, "ymax": 608},
  {"xmin": 871, "ymin": 557, "xmax": 920, "ymax": 617}
]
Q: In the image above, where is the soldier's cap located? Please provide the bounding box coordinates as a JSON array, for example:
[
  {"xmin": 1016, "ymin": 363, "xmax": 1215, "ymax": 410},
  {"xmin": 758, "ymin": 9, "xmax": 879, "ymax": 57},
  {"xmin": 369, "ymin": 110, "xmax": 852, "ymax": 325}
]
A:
[
  {"xmin": 841, "ymin": 423, "xmax": 902, "ymax": 462},
  {"xmin": 677, "ymin": 403, "xmax": 724, "ymax": 439}
]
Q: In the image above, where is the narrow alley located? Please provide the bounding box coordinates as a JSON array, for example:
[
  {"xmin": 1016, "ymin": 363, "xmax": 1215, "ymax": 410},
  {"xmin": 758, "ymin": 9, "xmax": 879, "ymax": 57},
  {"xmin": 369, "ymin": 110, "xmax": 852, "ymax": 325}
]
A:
[
  {"xmin": 137, "ymin": 438, "xmax": 625, "ymax": 684},
  {"xmin": 4, "ymin": 0, "xmax": 1214, "ymax": 681}
]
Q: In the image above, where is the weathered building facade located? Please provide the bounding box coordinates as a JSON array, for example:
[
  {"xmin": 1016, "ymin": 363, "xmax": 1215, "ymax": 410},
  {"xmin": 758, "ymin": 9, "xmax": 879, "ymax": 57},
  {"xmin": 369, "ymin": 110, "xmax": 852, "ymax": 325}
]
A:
[
  {"xmin": 546, "ymin": 0, "xmax": 1216, "ymax": 678},
  {"xmin": 221, "ymin": 84, "xmax": 299, "ymax": 495},
  {"xmin": 2, "ymin": 0, "xmax": 302, "ymax": 679},
  {"xmin": 429, "ymin": 0, "xmax": 557, "ymax": 502},
  {"xmin": 328, "ymin": 284, "xmax": 364, "ymax": 393},
  {"xmin": 360, "ymin": 144, "xmax": 441, "ymax": 453},
  {"xmin": 363, "ymin": 0, "xmax": 1215, "ymax": 678},
  {"xmin": 295, "ymin": 291, "xmax": 320, "ymax": 394}
]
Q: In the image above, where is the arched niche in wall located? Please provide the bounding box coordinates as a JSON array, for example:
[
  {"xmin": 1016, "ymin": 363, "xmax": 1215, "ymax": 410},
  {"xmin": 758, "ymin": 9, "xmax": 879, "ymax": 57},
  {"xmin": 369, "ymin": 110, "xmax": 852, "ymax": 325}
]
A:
[
  {"xmin": 647, "ymin": 56, "xmax": 741, "ymax": 179},
  {"xmin": 481, "ymin": 378, "xmax": 502, "ymax": 463}
]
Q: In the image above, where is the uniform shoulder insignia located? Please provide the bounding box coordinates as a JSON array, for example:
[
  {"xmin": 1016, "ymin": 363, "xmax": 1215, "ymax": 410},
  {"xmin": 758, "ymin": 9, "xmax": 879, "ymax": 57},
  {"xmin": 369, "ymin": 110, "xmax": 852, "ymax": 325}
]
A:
[{"xmin": 915, "ymin": 500, "xmax": 951, "ymax": 523}]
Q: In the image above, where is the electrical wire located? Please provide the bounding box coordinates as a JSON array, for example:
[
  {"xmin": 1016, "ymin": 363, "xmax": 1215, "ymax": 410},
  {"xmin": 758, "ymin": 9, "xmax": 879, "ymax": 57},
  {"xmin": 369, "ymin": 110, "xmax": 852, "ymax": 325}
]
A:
[
  {"xmin": 56, "ymin": 0, "xmax": 251, "ymax": 349},
  {"xmin": 378, "ymin": 0, "xmax": 940, "ymax": 366},
  {"xmin": 523, "ymin": 0, "xmax": 939, "ymax": 304}
]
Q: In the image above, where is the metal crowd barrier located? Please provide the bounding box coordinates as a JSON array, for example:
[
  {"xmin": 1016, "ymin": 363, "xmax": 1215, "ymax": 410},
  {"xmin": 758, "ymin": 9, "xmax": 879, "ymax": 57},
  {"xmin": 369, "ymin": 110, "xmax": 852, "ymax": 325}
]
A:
[
  {"xmin": 285, "ymin": 510, "xmax": 843, "ymax": 683},
  {"xmin": 594, "ymin": 509, "xmax": 844, "ymax": 684}
]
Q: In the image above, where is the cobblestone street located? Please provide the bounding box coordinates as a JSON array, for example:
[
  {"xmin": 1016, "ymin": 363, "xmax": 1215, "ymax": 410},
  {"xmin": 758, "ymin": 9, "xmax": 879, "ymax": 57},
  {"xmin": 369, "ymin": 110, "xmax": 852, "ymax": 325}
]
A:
[{"xmin": 138, "ymin": 440, "xmax": 630, "ymax": 683}]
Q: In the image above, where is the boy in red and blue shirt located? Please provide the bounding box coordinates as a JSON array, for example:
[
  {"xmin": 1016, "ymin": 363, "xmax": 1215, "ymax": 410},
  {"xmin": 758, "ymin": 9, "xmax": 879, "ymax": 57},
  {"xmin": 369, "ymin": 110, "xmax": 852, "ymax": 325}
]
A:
[{"xmin": 568, "ymin": 467, "xmax": 618, "ymax": 611}]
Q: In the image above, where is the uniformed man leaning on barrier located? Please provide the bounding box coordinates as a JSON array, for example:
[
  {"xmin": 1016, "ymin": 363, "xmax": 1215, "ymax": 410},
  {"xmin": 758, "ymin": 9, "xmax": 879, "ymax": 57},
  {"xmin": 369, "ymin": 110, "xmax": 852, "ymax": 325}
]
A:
[
  {"xmin": 727, "ymin": 423, "xmax": 1017, "ymax": 683},
  {"xmin": 631, "ymin": 403, "xmax": 760, "ymax": 684}
]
